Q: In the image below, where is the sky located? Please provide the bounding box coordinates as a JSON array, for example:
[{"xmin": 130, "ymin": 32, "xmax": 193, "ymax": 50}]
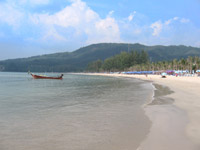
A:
[{"xmin": 0, "ymin": 0, "xmax": 200, "ymax": 60}]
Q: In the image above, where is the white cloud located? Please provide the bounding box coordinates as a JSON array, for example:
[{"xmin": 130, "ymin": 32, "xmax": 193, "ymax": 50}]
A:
[
  {"xmin": 95, "ymin": 18, "xmax": 117, "ymax": 34},
  {"xmin": 180, "ymin": 18, "xmax": 190, "ymax": 23},
  {"xmin": 108, "ymin": 10, "xmax": 114, "ymax": 17},
  {"xmin": 0, "ymin": 0, "xmax": 198, "ymax": 54},
  {"xmin": 0, "ymin": 3, "xmax": 24, "ymax": 28},
  {"xmin": 128, "ymin": 11, "xmax": 136, "ymax": 22},
  {"xmin": 146, "ymin": 16, "xmax": 200, "ymax": 46},
  {"xmin": 164, "ymin": 17, "xmax": 190, "ymax": 26},
  {"xmin": 150, "ymin": 21, "xmax": 162, "ymax": 36},
  {"xmin": 165, "ymin": 17, "xmax": 179, "ymax": 25},
  {"xmin": 0, "ymin": 0, "xmax": 50, "ymax": 29},
  {"xmin": 151, "ymin": 17, "xmax": 191, "ymax": 36},
  {"xmin": 173, "ymin": 17, "xmax": 179, "ymax": 20},
  {"xmin": 165, "ymin": 20, "xmax": 171, "ymax": 25},
  {"xmin": 30, "ymin": 0, "xmax": 121, "ymax": 43},
  {"xmin": 41, "ymin": 27, "xmax": 67, "ymax": 42},
  {"xmin": 86, "ymin": 17, "xmax": 120, "ymax": 44},
  {"xmin": 31, "ymin": 0, "xmax": 97, "ymax": 28}
]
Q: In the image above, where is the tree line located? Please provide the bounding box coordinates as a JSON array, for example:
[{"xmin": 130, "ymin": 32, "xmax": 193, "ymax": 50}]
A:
[
  {"xmin": 86, "ymin": 51, "xmax": 149, "ymax": 72},
  {"xmin": 86, "ymin": 51, "xmax": 200, "ymax": 73},
  {"xmin": 137, "ymin": 56, "xmax": 200, "ymax": 73}
]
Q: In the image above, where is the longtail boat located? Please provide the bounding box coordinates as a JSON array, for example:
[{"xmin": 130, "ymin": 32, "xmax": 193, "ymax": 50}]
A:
[{"xmin": 30, "ymin": 73, "xmax": 64, "ymax": 79}]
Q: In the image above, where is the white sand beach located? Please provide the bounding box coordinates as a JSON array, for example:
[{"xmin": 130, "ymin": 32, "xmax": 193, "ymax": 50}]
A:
[{"xmin": 84, "ymin": 73, "xmax": 200, "ymax": 150}]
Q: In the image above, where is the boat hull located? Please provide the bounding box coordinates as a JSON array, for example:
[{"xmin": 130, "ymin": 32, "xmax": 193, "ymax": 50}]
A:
[{"xmin": 31, "ymin": 74, "xmax": 63, "ymax": 79}]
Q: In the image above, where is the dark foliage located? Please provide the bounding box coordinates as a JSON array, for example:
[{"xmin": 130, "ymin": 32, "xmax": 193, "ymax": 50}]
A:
[
  {"xmin": 0, "ymin": 43, "xmax": 200, "ymax": 72},
  {"xmin": 86, "ymin": 51, "xmax": 149, "ymax": 72}
]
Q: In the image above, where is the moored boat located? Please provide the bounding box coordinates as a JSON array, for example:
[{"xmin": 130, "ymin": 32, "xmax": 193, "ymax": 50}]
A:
[{"xmin": 30, "ymin": 73, "xmax": 64, "ymax": 79}]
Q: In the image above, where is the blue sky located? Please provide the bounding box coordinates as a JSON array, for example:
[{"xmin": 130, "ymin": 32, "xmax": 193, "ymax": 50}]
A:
[{"xmin": 0, "ymin": 0, "xmax": 200, "ymax": 60}]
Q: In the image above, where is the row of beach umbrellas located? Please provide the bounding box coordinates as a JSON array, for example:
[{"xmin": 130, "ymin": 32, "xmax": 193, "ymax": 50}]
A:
[{"xmin": 124, "ymin": 70, "xmax": 200, "ymax": 75}]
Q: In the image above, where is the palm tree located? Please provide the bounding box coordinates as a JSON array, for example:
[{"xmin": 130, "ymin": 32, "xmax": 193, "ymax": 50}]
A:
[
  {"xmin": 194, "ymin": 56, "xmax": 200, "ymax": 71},
  {"xmin": 187, "ymin": 56, "xmax": 193, "ymax": 73},
  {"xmin": 180, "ymin": 58, "xmax": 185, "ymax": 70},
  {"xmin": 172, "ymin": 59, "xmax": 178, "ymax": 70}
]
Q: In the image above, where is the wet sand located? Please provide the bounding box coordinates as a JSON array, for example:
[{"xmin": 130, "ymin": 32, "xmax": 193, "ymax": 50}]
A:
[
  {"xmin": 131, "ymin": 74, "xmax": 200, "ymax": 150},
  {"xmin": 138, "ymin": 83, "xmax": 198, "ymax": 150},
  {"xmin": 83, "ymin": 73, "xmax": 200, "ymax": 150}
]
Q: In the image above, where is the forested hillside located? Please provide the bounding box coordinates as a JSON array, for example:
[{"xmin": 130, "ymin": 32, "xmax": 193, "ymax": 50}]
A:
[{"xmin": 0, "ymin": 43, "xmax": 200, "ymax": 72}]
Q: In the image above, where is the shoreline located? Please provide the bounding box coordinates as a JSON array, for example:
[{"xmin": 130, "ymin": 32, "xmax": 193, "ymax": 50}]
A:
[
  {"xmin": 138, "ymin": 83, "xmax": 197, "ymax": 150},
  {"xmin": 78, "ymin": 73, "xmax": 200, "ymax": 149},
  {"xmin": 129, "ymin": 74, "xmax": 200, "ymax": 149}
]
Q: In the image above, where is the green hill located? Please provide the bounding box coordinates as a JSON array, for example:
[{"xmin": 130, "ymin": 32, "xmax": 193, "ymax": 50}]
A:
[{"xmin": 0, "ymin": 43, "xmax": 200, "ymax": 72}]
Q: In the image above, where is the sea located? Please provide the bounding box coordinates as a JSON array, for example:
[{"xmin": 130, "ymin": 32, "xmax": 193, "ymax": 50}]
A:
[{"xmin": 0, "ymin": 72, "xmax": 153, "ymax": 150}]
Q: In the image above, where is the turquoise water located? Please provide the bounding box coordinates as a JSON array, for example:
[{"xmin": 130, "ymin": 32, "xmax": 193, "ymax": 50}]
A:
[{"xmin": 0, "ymin": 72, "xmax": 152, "ymax": 150}]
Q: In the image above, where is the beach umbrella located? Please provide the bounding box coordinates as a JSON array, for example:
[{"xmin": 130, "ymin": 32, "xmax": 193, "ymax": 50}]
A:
[{"xmin": 161, "ymin": 72, "xmax": 167, "ymax": 76}]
